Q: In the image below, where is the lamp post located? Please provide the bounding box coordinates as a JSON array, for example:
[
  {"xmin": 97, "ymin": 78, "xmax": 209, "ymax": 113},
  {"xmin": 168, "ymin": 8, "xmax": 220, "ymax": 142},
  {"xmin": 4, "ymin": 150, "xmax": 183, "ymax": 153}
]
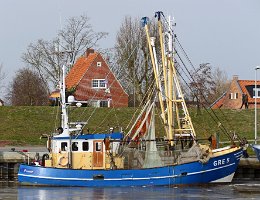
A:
[{"xmin": 255, "ymin": 66, "xmax": 260, "ymax": 144}]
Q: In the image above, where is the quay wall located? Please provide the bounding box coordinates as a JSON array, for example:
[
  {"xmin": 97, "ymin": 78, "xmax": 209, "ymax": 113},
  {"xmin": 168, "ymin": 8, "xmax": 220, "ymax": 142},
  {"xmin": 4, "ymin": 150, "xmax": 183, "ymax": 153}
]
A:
[
  {"xmin": 233, "ymin": 158, "xmax": 260, "ymax": 181},
  {"xmin": 0, "ymin": 151, "xmax": 47, "ymax": 180}
]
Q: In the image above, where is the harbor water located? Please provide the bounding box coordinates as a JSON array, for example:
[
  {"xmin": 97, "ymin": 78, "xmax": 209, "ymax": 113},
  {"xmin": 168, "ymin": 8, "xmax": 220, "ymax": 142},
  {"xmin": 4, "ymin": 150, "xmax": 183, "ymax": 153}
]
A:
[{"xmin": 1, "ymin": 181, "xmax": 260, "ymax": 199}]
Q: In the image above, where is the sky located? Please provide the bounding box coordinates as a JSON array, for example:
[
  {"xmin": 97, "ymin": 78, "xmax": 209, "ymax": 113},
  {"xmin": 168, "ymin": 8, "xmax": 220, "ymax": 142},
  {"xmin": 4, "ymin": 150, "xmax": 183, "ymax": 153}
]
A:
[{"xmin": 0, "ymin": 0, "xmax": 260, "ymax": 97}]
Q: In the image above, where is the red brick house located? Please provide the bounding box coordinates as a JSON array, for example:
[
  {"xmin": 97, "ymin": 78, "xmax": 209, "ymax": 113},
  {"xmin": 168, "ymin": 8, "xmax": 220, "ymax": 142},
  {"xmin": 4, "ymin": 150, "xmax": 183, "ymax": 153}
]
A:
[
  {"xmin": 211, "ymin": 75, "xmax": 260, "ymax": 109},
  {"xmin": 65, "ymin": 49, "xmax": 128, "ymax": 107}
]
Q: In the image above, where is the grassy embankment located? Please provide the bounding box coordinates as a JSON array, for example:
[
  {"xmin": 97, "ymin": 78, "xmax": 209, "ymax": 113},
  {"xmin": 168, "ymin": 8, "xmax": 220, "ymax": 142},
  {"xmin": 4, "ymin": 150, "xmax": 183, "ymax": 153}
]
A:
[{"xmin": 0, "ymin": 106, "xmax": 257, "ymax": 146}]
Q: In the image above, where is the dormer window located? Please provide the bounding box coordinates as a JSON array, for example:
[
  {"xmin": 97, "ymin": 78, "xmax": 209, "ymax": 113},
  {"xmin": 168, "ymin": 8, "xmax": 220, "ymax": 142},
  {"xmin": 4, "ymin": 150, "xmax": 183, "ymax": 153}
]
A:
[
  {"xmin": 97, "ymin": 62, "xmax": 102, "ymax": 67},
  {"xmin": 92, "ymin": 79, "xmax": 107, "ymax": 89},
  {"xmin": 253, "ymin": 88, "xmax": 260, "ymax": 98}
]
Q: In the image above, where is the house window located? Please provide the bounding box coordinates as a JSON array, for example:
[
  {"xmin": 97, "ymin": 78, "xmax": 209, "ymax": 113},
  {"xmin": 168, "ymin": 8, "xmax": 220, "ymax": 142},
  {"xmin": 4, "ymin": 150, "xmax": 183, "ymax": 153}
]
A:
[
  {"xmin": 253, "ymin": 88, "xmax": 260, "ymax": 98},
  {"xmin": 99, "ymin": 80, "xmax": 106, "ymax": 88},
  {"xmin": 97, "ymin": 62, "xmax": 102, "ymax": 67},
  {"xmin": 100, "ymin": 100, "xmax": 108, "ymax": 107},
  {"xmin": 82, "ymin": 142, "xmax": 89, "ymax": 151},
  {"xmin": 88, "ymin": 100, "xmax": 110, "ymax": 107},
  {"xmin": 229, "ymin": 93, "xmax": 238, "ymax": 99},
  {"xmin": 92, "ymin": 80, "xmax": 99, "ymax": 88},
  {"xmin": 88, "ymin": 100, "xmax": 99, "ymax": 107},
  {"xmin": 92, "ymin": 79, "xmax": 107, "ymax": 89}
]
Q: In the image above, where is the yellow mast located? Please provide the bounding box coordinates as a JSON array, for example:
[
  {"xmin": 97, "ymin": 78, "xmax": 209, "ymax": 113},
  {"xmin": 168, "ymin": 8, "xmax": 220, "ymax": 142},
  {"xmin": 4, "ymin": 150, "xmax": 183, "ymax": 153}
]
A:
[
  {"xmin": 170, "ymin": 59, "xmax": 196, "ymax": 138},
  {"xmin": 163, "ymin": 14, "xmax": 196, "ymax": 141},
  {"xmin": 156, "ymin": 13, "xmax": 172, "ymax": 143},
  {"xmin": 142, "ymin": 17, "xmax": 168, "ymax": 135},
  {"xmin": 142, "ymin": 13, "xmax": 196, "ymax": 144},
  {"xmin": 167, "ymin": 57, "xmax": 174, "ymax": 145}
]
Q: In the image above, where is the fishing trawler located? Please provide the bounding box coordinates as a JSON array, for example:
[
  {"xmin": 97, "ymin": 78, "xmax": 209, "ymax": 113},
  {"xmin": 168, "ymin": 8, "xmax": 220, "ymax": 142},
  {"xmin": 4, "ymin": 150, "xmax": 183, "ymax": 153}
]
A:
[{"xmin": 18, "ymin": 12, "xmax": 243, "ymax": 187}]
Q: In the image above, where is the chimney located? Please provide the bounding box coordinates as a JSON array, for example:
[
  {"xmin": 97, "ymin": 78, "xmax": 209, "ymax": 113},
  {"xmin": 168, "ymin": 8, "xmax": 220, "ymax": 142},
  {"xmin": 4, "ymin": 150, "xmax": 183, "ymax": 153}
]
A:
[
  {"xmin": 233, "ymin": 75, "xmax": 239, "ymax": 81},
  {"xmin": 85, "ymin": 48, "xmax": 95, "ymax": 58}
]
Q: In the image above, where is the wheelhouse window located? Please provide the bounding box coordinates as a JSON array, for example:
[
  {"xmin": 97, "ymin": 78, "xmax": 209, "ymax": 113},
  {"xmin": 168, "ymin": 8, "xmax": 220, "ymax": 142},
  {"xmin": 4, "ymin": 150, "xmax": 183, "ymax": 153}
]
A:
[
  {"xmin": 72, "ymin": 142, "xmax": 78, "ymax": 151},
  {"xmin": 92, "ymin": 79, "xmax": 107, "ymax": 89},
  {"xmin": 61, "ymin": 142, "xmax": 68, "ymax": 151},
  {"xmin": 95, "ymin": 142, "xmax": 102, "ymax": 152},
  {"xmin": 82, "ymin": 142, "xmax": 89, "ymax": 151}
]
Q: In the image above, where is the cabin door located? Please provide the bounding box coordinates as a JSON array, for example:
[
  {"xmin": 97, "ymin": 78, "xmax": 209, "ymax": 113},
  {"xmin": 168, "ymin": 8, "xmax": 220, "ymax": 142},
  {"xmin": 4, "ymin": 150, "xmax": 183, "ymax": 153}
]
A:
[{"xmin": 93, "ymin": 140, "xmax": 104, "ymax": 167}]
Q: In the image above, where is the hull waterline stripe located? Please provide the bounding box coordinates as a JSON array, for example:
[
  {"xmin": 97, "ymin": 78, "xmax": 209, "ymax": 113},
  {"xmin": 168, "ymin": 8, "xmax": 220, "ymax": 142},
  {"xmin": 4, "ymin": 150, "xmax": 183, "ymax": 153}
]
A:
[
  {"xmin": 18, "ymin": 162, "xmax": 236, "ymax": 182},
  {"xmin": 186, "ymin": 162, "xmax": 235, "ymax": 176}
]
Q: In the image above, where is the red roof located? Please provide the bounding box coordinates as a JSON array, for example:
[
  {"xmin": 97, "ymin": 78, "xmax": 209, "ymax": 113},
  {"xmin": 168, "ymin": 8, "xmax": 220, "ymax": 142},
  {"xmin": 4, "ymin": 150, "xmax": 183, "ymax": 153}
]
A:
[
  {"xmin": 238, "ymin": 80, "xmax": 260, "ymax": 103},
  {"xmin": 65, "ymin": 52, "xmax": 98, "ymax": 89},
  {"xmin": 211, "ymin": 94, "xmax": 226, "ymax": 109}
]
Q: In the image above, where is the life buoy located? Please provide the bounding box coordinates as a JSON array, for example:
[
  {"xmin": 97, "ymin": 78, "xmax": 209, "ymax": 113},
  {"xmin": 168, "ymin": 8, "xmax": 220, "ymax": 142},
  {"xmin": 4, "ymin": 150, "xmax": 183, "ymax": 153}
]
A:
[{"xmin": 58, "ymin": 156, "xmax": 68, "ymax": 167}]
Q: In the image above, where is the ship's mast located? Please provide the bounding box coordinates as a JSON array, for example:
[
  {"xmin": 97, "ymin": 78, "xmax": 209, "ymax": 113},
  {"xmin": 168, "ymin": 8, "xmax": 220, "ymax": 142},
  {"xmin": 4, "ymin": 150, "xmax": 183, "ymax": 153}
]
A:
[
  {"xmin": 143, "ymin": 12, "xmax": 196, "ymax": 146},
  {"xmin": 166, "ymin": 15, "xmax": 174, "ymax": 145},
  {"xmin": 156, "ymin": 12, "xmax": 171, "ymax": 142},
  {"xmin": 142, "ymin": 17, "xmax": 169, "ymax": 137},
  {"xmin": 163, "ymin": 13, "xmax": 197, "ymax": 140},
  {"xmin": 58, "ymin": 64, "xmax": 70, "ymax": 137}
]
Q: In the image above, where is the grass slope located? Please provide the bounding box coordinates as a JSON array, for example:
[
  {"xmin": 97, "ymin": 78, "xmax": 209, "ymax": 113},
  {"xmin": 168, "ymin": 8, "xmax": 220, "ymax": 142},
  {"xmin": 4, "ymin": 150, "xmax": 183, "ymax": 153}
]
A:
[{"xmin": 0, "ymin": 106, "xmax": 257, "ymax": 146}]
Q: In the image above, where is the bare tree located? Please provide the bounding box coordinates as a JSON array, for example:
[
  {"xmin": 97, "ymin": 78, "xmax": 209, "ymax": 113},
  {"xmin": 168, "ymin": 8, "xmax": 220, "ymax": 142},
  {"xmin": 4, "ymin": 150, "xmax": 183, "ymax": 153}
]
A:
[
  {"xmin": 22, "ymin": 14, "xmax": 108, "ymax": 87},
  {"xmin": 7, "ymin": 68, "xmax": 49, "ymax": 106},
  {"xmin": 113, "ymin": 16, "xmax": 157, "ymax": 106},
  {"xmin": 211, "ymin": 67, "xmax": 230, "ymax": 101},
  {"xmin": 189, "ymin": 64, "xmax": 230, "ymax": 110},
  {"xmin": 190, "ymin": 63, "xmax": 215, "ymax": 109}
]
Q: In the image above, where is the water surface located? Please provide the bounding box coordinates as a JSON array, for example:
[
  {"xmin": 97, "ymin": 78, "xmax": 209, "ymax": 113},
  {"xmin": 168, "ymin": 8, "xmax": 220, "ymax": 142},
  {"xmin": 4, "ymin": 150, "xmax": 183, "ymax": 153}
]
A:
[{"xmin": 1, "ymin": 181, "xmax": 259, "ymax": 200}]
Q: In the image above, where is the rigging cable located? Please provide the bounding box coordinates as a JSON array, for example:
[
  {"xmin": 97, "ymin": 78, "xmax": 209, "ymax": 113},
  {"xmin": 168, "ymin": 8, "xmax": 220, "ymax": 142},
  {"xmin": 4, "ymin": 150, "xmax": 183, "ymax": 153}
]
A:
[
  {"xmin": 160, "ymin": 14, "xmax": 239, "ymax": 142},
  {"xmin": 175, "ymin": 39, "xmax": 241, "ymax": 142},
  {"xmin": 174, "ymin": 34, "xmax": 240, "ymax": 140},
  {"xmin": 174, "ymin": 55, "xmax": 232, "ymax": 141},
  {"xmin": 174, "ymin": 48, "xmax": 232, "ymax": 140}
]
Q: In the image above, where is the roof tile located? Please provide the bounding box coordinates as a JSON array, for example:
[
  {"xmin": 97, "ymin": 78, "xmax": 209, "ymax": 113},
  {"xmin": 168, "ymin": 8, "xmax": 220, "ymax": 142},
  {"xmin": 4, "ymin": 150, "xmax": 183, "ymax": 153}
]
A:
[
  {"xmin": 238, "ymin": 80, "xmax": 260, "ymax": 103},
  {"xmin": 65, "ymin": 53, "xmax": 98, "ymax": 89}
]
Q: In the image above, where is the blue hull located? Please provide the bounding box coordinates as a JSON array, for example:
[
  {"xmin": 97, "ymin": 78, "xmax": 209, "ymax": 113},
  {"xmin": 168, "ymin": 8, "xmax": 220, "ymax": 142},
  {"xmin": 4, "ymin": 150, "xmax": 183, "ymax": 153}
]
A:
[{"xmin": 18, "ymin": 148, "xmax": 243, "ymax": 187}]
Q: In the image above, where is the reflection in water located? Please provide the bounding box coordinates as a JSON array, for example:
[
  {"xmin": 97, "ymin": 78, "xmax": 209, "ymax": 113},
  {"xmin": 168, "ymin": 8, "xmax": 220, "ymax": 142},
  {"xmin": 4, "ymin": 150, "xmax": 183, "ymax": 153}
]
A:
[
  {"xmin": 0, "ymin": 182, "xmax": 258, "ymax": 200},
  {"xmin": 18, "ymin": 187, "xmax": 106, "ymax": 200}
]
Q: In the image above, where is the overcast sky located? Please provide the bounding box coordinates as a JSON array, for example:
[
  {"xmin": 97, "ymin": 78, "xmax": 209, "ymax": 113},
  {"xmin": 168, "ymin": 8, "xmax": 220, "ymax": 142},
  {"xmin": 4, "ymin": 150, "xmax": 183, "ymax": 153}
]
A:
[{"xmin": 0, "ymin": 0, "xmax": 260, "ymax": 94}]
